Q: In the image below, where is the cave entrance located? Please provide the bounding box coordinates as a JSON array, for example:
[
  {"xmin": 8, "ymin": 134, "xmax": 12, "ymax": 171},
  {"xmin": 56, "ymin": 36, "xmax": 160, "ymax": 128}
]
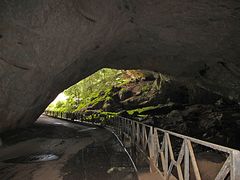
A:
[
  {"xmin": 1, "ymin": 68, "xmax": 240, "ymax": 180},
  {"xmin": 43, "ymin": 67, "xmax": 240, "ymax": 180},
  {"xmin": 47, "ymin": 68, "xmax": 240, "ymax": 150}
]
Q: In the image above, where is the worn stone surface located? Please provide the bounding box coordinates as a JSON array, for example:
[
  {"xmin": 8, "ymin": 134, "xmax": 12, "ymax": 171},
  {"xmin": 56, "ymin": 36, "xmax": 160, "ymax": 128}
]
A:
[{"xmin": 0, "ymin": 0, "xmax": 240, "ymax": 131}]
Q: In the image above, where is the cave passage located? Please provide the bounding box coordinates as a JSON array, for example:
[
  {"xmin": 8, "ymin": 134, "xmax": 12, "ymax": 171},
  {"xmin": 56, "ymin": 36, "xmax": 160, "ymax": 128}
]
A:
[
  {"xmin": 0, "ymin": 0, "xmax": 240, "ymax": 133},
  {"xmin": 0, "ymin": 0, "xmax": 240, "ymax": 179}
]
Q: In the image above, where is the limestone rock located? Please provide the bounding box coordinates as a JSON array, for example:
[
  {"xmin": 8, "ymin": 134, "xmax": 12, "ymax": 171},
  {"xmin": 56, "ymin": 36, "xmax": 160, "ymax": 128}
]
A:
[{"xmin": 0, "ymin": 0, "xmax": 240, "ymax": 131}]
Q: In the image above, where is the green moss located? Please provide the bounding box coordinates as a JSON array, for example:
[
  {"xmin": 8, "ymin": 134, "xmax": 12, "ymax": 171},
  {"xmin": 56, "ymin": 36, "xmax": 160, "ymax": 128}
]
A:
[
  {"xmin": 127, "ymin": 105, "xmax": 161, "ymax": 115},
  {"xmin": 116, "ymin": 80, "xmax": 131, "ymax": 87},
  {"xmin": 105, "ymin": 96, "xmax": 113, "ymax": 101},
  {"xmin": 74, "ymin": 86, "xmax": 116, "ymax": 112},
  {"xmin": 99, "ymin": 111, "xmax": 118, "ymax": 116}
]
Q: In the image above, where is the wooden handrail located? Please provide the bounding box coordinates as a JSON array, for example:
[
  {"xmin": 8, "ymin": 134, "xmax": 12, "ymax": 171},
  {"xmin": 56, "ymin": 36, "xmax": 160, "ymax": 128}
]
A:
[{"xmin": 44, "ymin": 111, "xmax": 240, "ymax": 180}]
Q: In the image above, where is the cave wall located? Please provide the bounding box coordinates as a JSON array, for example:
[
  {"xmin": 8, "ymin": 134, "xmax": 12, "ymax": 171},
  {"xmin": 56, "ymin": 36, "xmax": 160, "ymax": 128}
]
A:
[{"xmin": 0, "ymin": 0, "xmax": 240, "ymax": 131}]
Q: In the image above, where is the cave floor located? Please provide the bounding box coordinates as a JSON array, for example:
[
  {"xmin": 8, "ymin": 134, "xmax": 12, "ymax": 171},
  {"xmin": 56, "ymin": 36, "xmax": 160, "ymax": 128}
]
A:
[{"xmin": 0, "ymin": 115, "xmax": 137, "ymax": 180}]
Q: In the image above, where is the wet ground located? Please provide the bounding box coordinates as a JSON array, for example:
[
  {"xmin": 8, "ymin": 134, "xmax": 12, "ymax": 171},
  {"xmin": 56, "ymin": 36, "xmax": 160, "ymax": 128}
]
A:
[{"xmin": 0, "ymin": 115, "xmax": 137, "ymax": 180}]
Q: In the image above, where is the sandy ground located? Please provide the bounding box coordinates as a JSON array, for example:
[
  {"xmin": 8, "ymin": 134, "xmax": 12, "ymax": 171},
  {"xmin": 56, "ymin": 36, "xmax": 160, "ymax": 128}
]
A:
[{"xmin": 0, "ymin": 115, "xmax": 137, "ymax": 180}]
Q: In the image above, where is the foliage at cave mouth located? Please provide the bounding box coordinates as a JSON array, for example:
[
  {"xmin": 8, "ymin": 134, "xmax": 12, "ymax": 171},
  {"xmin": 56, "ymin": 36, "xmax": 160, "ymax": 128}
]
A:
[{"xmin": 48, "ymin": 68, "xmax": 157, "ymax": 112}]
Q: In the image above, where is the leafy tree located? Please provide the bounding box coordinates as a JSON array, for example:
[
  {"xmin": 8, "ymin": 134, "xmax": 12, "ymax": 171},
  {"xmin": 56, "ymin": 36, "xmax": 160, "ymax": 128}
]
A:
[{"xmin": 47, "ymin": 68, "xmax": 143, "ymax": 112}]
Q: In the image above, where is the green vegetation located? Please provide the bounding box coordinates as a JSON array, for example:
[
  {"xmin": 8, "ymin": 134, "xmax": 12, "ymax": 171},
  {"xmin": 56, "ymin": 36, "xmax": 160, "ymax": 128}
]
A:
[
  {"xmin": 47, "ymin": 68, "xmax": 145, "ymax": 112},
  {"xmin": 127, "ymin": 105, "xmax": 161, "ymax": 115}
]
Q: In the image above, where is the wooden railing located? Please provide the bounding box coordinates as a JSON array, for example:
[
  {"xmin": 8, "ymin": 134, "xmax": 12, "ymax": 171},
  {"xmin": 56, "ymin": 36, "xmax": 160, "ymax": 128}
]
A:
[{"xmin": 44, "ymin": 111, "xmax": 240, "ymax": 180}]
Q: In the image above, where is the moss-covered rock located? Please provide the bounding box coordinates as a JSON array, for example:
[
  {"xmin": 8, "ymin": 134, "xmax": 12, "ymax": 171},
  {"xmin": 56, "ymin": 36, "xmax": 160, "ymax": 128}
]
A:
[{"xmin": 119, "ymin": 88, "xmax": 133, "ymax": 101}]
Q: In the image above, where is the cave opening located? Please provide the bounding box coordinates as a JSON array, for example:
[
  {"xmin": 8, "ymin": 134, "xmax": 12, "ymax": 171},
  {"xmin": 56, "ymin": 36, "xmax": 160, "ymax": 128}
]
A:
[{"xmin": 47, "ymin": 68, "xmax": 240, "ymax": 150}]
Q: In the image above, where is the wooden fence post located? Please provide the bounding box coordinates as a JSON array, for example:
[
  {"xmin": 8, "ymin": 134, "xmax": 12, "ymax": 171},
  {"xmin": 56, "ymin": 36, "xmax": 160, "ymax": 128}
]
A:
[
  {"xmin": 184, "ymin": 139, "xmax": 189, "ymax": 180},
  {"xmin": 231, "ymin": 150, "xmax": 240, "ymax": 180},
  {"xmin": 131, "ymin": 121, "xmax": 135, "ymax": 145},
  {"xmin": 149, "ymin": 128, "xmax": 159, "ymax": 173},
  {"xmin": 164, "ymin": 132, "xmax": 168, "ymax": 178}
]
